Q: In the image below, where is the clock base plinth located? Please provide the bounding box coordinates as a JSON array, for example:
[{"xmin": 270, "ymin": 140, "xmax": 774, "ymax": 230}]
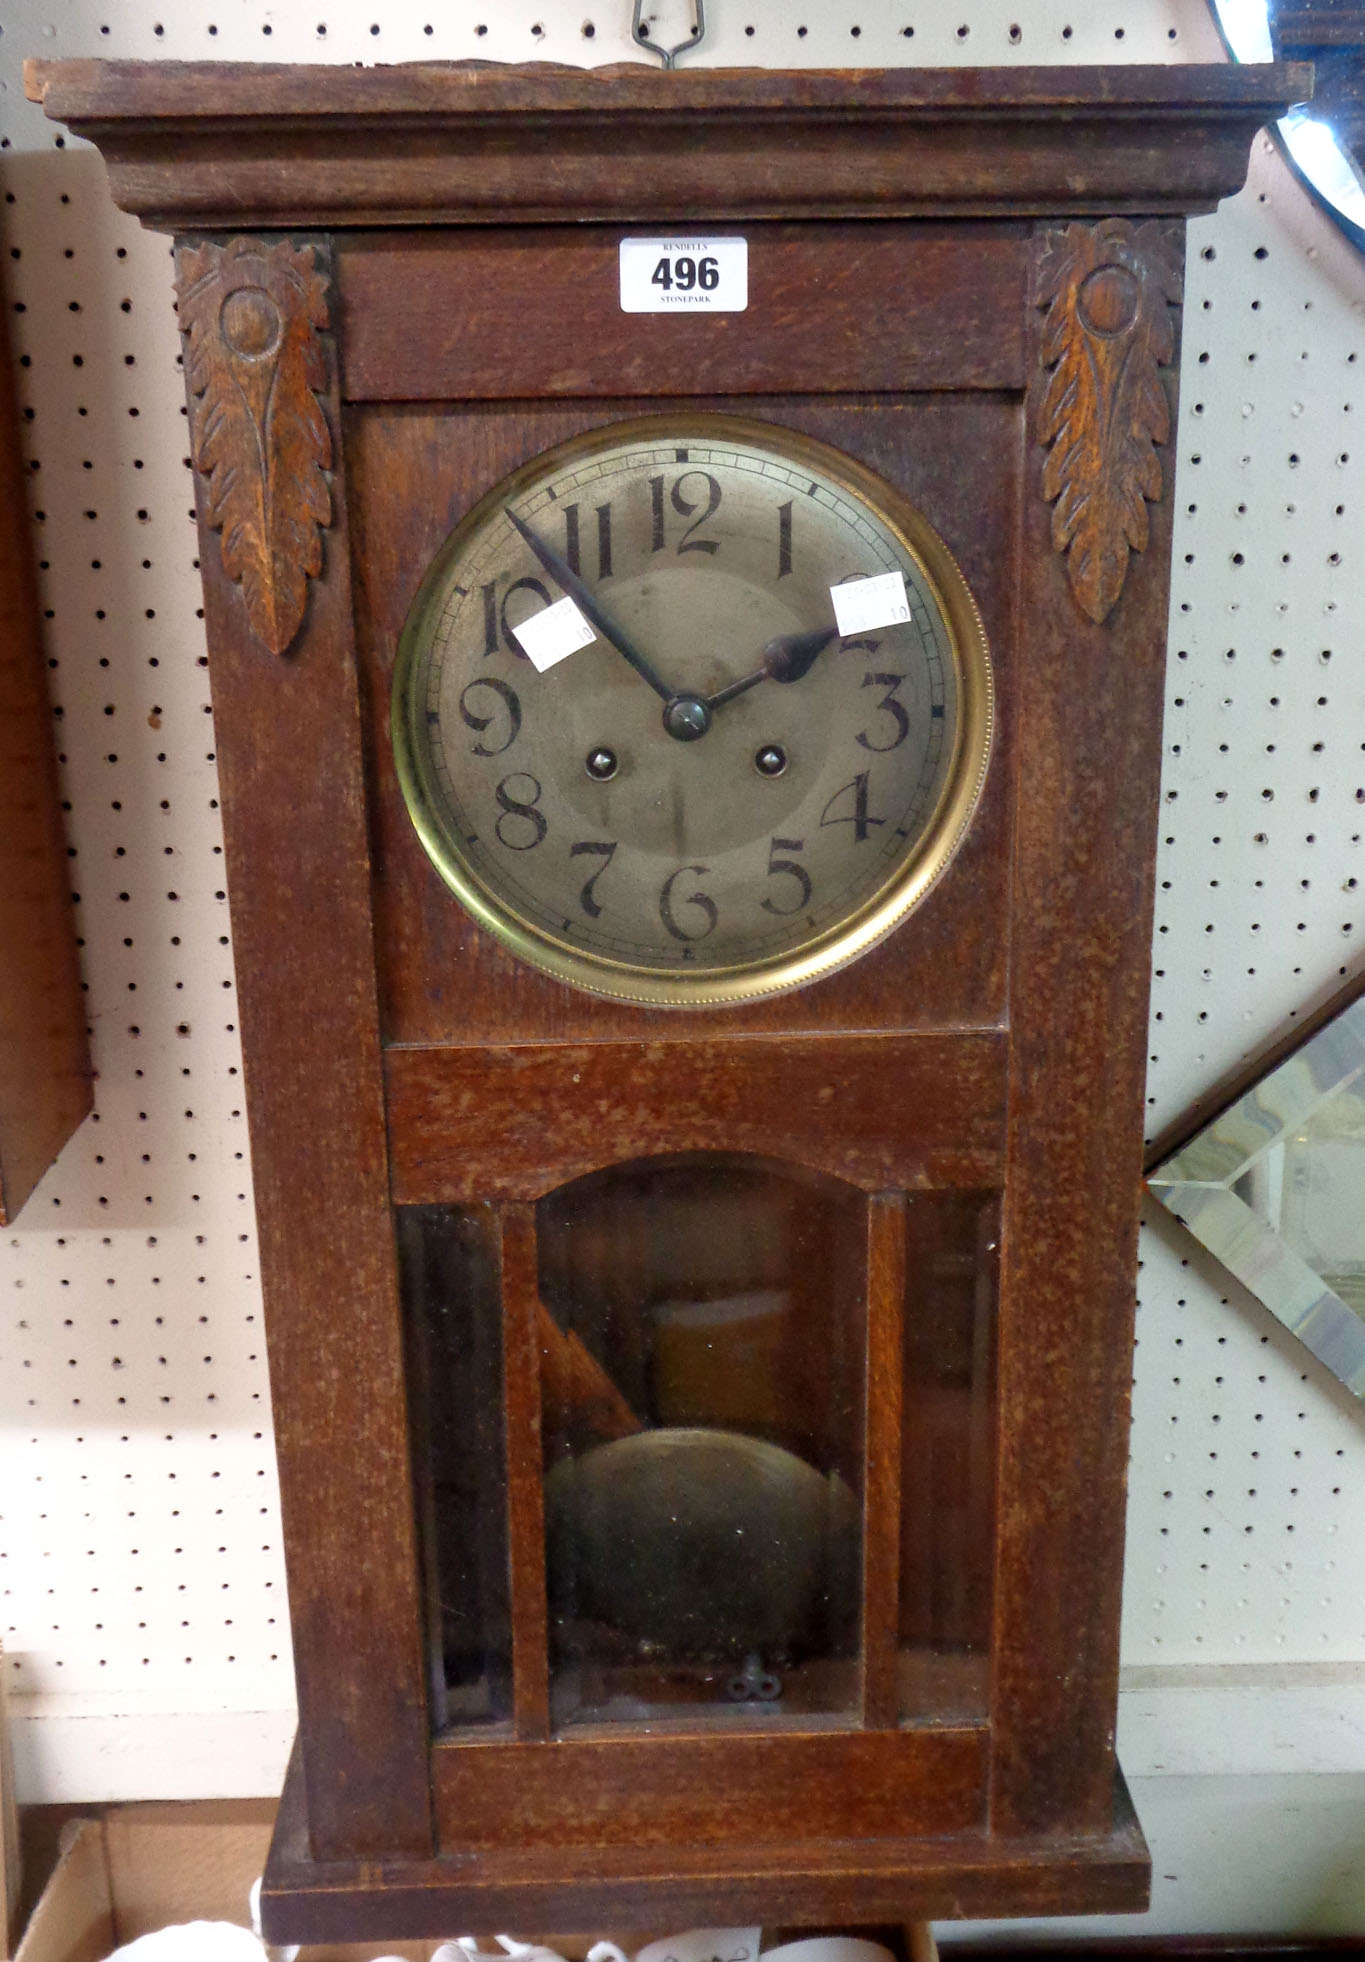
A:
[{"xmin": 259, "ymin": 1746, "xmax": 1150, "ymax": 1945}]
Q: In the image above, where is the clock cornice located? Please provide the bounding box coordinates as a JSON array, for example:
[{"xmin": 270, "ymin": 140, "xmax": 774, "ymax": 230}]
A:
[{"xmin": 25, "ymin": 59, "xmax": 1307, "ymax": 232}]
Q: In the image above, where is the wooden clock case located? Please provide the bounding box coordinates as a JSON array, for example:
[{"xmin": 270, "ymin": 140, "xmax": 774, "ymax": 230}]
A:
[
  {"xmin": 29, "ymin": 58, "xmax": 1303, "ymax": 1945},
  {"xmin": 0, "ymin": 294, "xmax": 91, "ymax": 1222}
]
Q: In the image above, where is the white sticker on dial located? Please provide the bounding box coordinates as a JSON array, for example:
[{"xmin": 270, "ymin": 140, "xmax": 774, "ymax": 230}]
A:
[
  {"xmin": 829, "ymin": 569, "xmax": 912, "ymax": 638},
  {"xmin": 619, "ymin": 237, "xmax": 748, "ymax": 313},
  {"xmin": 510, "ymin": 594, "xmax": 596, "ymax": 672}
]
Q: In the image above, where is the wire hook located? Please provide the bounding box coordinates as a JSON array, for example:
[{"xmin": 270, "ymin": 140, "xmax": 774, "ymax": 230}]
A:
[{"xmin": 632, "ymin": 0, "xmax": 706, "ymax": 69}]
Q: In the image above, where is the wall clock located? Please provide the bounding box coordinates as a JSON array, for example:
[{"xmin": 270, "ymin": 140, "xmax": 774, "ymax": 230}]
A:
[{"xmin": 28, "ymin": 56, "xmax": 1303, "ymax": 1947}]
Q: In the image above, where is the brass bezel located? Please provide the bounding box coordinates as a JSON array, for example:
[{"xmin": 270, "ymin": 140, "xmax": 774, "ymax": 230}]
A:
[{"xmin": 393, "ymin": 412, "xmax": 993, "ymax": 1008}]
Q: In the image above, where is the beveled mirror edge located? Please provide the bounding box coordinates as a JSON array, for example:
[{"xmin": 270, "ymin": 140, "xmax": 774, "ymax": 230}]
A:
[{"xmin": 1148, "ymin": 980, "xmax": 1365, "ymax": 1403}]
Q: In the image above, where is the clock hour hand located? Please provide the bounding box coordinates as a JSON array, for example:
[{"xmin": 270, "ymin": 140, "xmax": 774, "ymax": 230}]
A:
[
  {"xmin": 704, "ymin": 625, "xmax": 838, "ymax": 712},
  {"xmin": 505, "ymin": 507, "xmax": 675, "ymax": 704}
]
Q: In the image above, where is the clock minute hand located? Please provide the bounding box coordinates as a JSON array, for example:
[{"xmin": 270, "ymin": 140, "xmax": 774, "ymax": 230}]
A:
[
  {"xmin": 704, "ymin": 625, "xmax": 838, "ymax": 712},
  {"xmin": 505, "ymin": 507, "xmax": 675, "ymax": 704}
]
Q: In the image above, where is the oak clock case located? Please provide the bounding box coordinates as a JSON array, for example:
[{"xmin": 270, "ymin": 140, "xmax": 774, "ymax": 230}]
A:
[{"xmin": 27, "ymin": 55, "xmax": 1304, "ymax": 1949}]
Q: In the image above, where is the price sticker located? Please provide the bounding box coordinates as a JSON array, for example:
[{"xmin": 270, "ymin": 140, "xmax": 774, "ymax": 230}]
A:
[
  {"xmin": 509, "ymin": 595, "xmax": 596, "ymax": 673},
  {"xmin": 829, "ymin": 570, "xmax": 912, "ymax": 639},
  {"xmin": 619, "ymin": 237, "xmax": 748, "ymax": 313}
]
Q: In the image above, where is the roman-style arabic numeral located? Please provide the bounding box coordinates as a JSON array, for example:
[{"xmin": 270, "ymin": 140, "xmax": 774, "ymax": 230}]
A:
[
  {"xmin": 570, "ymin": 840, "xmax": 617, "ymax": 918},
  {"xmin": 494, "ymin": 772, "xmax": 547, "ymax": 850},
  {"xmin": 496, "ymin": 572, "xmax": 553, "ymax": 659},
  {"xmin": 856, "ymin": 673, "xmax": 910, "ymax": 753},
  {"xmin": 648, "ymin": 472, "xmax": 722, "ymax": 555},
  {"xmin": 560, "ymin": 501, "xmax": 614, "ymax": 582},
  {"xmin": 458, "ymin": 677, "xmax": 522, "ymax": 757},
  {"xmin": 777, "ymin": 500, "xmax": 793, "ymax": 578},
  {"xmin": 659, "ymin": 864, "xmax": 718, "ymax": 942},
  {"xmin": 760, "ymin": 837, "xmax": 811, "ymax": 916},
  {"xmin": 672, "ymin": 471, "xmax": 722, "ymax": 554},
  {"xmin": 819, "ymin": 771, "xmax": 884, "ymax": 844}
]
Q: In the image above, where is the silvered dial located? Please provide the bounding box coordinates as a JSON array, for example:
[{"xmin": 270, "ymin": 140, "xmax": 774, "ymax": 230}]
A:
[{"xmin": 393, "ymin": 414, "xmax": 992, "ymax": 1006}]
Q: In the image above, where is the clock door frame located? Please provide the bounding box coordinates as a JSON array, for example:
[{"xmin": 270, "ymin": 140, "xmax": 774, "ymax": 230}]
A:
[{"xmin": 27, "ymin": 58, "xmax": 1305, "ymax": 1942}]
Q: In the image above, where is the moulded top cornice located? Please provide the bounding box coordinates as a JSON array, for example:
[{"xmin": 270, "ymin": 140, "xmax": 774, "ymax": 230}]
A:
[{"xmin": 24, "ymin": 59, "xmax": 1310, "ymax": 231}]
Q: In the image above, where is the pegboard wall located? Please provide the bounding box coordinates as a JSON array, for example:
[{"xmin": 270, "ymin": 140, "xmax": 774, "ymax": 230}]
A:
[
  {"xmin": 1, "ymin": 0, "xmax": 1363, "ymax": 1940},
  {"xmin": 1125, "ymin": 130, "xmax": 1365, "ymax": 1674}
]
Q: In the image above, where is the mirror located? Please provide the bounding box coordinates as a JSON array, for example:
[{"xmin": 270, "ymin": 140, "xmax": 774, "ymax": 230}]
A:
[
  {"xmin": 1149, "ymin": 988, "xmax": 1365, "ymax": 1401},
  {"xmin": 1208, "ymin": 1, "xmax": 1365, "ymax": 251}
]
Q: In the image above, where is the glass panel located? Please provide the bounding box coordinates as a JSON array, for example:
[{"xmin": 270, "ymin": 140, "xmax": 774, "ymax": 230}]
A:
[
  {"xmin": 397, "ymin": 1205, "xmax": 512, "ymax": 1729},
  {"xmin": 1149, "ymin": 989, "xmax": 1365, "ymax": 1401},
  {"xmin": 899, "ymin": 1190, "xmax": 998, "ymax": 1722},
  {"xmin": 537, "ymin": 1153, "xmax": 866, "ymax": 1728}
]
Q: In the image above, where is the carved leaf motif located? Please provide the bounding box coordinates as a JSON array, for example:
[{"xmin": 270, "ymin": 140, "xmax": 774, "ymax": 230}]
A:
[
  {"xmin": 1036, "ymin": 219, "xmax": 1183, "ymax": 625},
  {"xmin": 177, "ymin": 237, "xmax": 333, "ymax": 655}
]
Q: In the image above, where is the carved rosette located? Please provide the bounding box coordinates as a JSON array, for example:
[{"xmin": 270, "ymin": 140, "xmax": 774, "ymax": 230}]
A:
[
  {"xmin": 1036, "ymin": 219, "xmax": 1183, "ymax": 626},
  {"xmin": 177, "ymin": 237, "xmax": 333, "ymax": 656}
]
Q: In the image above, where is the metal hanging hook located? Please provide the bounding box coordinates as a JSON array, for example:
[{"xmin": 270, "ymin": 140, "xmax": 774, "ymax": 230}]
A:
[{"xmin": 632, "ymin": 0, "xmax": 706, "ymax": 69}]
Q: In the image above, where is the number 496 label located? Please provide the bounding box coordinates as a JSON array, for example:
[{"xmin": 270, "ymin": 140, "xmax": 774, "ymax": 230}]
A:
[{"xmin": 619, "ymin": 236, "xmax": 748, "ymax": 313}]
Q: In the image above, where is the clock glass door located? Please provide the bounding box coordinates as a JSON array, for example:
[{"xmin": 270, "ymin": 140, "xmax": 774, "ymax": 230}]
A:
[
  {"xmin": 898, "ymin": 1189, "xmax": 997, "ymax": 1722},
  {"xmin": 400, "ymin": 1164, "xmax": 997, "ymax": 1740},
  {"xmin": 399, "ymin": 1204, "xmax": 513, "ymax": 1730}
]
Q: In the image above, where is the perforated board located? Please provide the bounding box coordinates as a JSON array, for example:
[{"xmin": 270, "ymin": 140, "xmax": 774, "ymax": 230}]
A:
[{"xmin": 1, "ymin": 0, "xmax": 1363, "ymax": 1942}]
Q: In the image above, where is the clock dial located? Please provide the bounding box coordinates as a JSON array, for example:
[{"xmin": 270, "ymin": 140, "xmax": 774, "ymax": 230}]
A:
[{"xmin": 393, "ymin": 414, "xmax": 992, "ymax": 1005}]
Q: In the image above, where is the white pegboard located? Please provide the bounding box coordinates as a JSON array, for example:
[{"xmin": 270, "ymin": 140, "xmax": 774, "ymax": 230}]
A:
[
  {"xmin": 1, "ymin": 0, "xmax": 1364, "ymax": 1939},
  {"xmin": 1148, "ymin": 134, "xmax": 1365, "ymax": 1136},
  {"xmin": 1126, "ymin": 1207, "xmax": 1364, "ymax": 1665},
  {"xmin": 0, "ymin": 68, "xmax": 291, "ymax": 1772},
  {"xmin": 1123, "ymin": 131, "xmax": 1365, "ymax": 1688},
  {"xmin": 3, "ymin": 0, "xmax": 1225, "ymax": 72}
]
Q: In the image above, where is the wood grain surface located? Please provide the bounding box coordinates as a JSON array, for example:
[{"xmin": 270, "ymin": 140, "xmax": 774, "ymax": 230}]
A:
[
  {"xmin": 176, "ymin": 236, "xmax": 433, "ymax": 1862},
  {"xmin": 1036, "ymin": 219, "xmax": 1184, "ymax": 624},
  {"xmin": 335, "ymin": 227, "xmax": 1028, "ymax": 403},
  {"xmin": 26, "ymin": 61, "xmax": 1306, "ymax": 231},
  {"xmin": 985, "ymin": 216, "xmax": 1184, "ymax": 1840},
  {"xmin": 385, "ymin": 1033, "xmax": 1007, "ymax": 1202},
  {"xmin": 0, "ymin": 297, "xmax": 91, "ymax": 1221},
  {"xmin": 431, "ymin": 1724, "xmax": 986, "ymax": 1851},
  {"xmin": 860, "ymin": 1193, "xmax": 908, "ymax": 1731},
  {"xmin": 178, "ymin": 237, "xmax": 333, "ymax": 655},
  {"xmin": 499, "ymin": 1202, "xmax": 552, "ymax": 1745},
  {"xmin": 262, "ymin": 1747, "xmax": 1149, "ymax": 1941}
]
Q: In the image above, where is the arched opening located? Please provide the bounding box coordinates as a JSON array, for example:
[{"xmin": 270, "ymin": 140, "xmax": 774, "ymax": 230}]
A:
[{"xmin": 536, "ymin": 1153, "xmax": 866, "ymax": 1725}]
